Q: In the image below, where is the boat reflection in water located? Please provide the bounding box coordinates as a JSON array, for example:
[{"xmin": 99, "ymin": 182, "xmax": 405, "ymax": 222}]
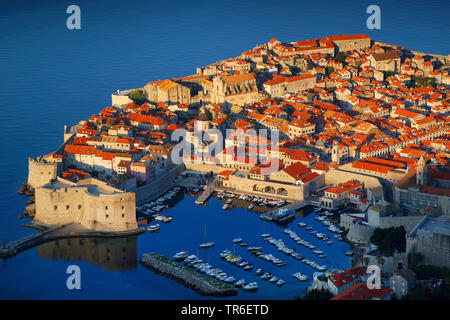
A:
[{"xmin": 37, "ymin": 236, "xmax": 138, "ymax": 271}]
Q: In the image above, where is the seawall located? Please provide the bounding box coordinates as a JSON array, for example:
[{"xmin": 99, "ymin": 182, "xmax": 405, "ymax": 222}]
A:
[{"xmin": 140, "ymin": 253, "xmax": 237, "ymax": 297}]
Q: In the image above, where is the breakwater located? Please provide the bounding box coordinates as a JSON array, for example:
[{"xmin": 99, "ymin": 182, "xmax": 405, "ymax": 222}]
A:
[
  {"xmin": 140, "ymin": 252, "xmax": 237, "ymax": 297},
  {"xmin": 0, "ymin": 222, "xmax": 145, "ymax": 259}
]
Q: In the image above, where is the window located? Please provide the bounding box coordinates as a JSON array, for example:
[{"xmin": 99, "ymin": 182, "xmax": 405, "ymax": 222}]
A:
[
  {"xmin": 105, "ymin": 206, "xmax": 108, "ymax": 210},
  {"xmin": 78, "ymin": 205, "xmax": 82, "ymax": 209},
  {"xmin": 54, "ymin": 205, "xmax": 58, "ymax": 210},
  {"xmin": 66, "ymin": 205, "xmax": 70, "ymax": 210},
  {"xmin": 105, "ymin": 214, "xmax": 109, "ymax": 219}
]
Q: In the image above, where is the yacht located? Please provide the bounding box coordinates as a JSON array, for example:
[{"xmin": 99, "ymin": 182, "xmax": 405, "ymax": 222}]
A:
[
  {"xmin": 173, "ymin": 251, "xmax": 189, "ymax": 261},
  {"xmin": 276, "ymin": 279, "xmax": 286, "ymax": 286},
  {"xmin": 240, "ymin": 243, "xmax": 248, "ymax": 247},
  {"xmin": 235, "ymin": 279, "xmax": 247, "ymax": 287},
  {"xmin": 261, "ymin": 233, "xmax": 270, "ymax": 238},
  {"xmin": 224, "ymin": 276, "xmax": 236, "ymax": 284},
  {"xmin": 233, "ymin": 237, "xmax": 243, "ymax": 243},
  {"xmin": 244, "ymin": 264, "xmax": 253, "ymax": 271},
  {"xmin": 298, "ymin": 222, "xmax": 306, "ymax": 227},
  {"xmin": 345, "ymin": 250, "xmax": 354, "ymax": 256},
  {"xmin": 199, "ymin": 242, "xmax": 215, "ymax": 248},
  {"xmin": 261, "ymin": 272, "xmax": 272, "ymax": 280},
  {"xmin": 293, "ymin": 272, "xmax": 309, "ymax": 281},
  {"xmin": 226, "ymin": 198, "xmax": 233, "ymax": 204},
  {"xmin": 237, "ymin": 261, "xmax": 248, "ymax": 268},
  {"xmin": 243, "ymin": 282, "xmax": 258, "ymax": 291},
  {"xmin": 306, "ymin": 226, "xmax": 312, "ymax": 230},
  {"xmin": 223, "ymin": 203, "xmax": 229, "ymax": 210},
  {"xmin": 254, "ymin": 268, "xmax": 264, "ymax": 276},
  {"xmin": 147, "ymin": 224, "xmax": 160, "ymax": 232},
  {"xmin": 269, "ymin": 276, "xmax": 278, "ymax": 283},
  {"xmin": 327, "ymin": 241, "xmax": 334, "ymax": 245},
  {"xmin": 248, "ymin": 204, "xmax": 254, "ymax": 210}
]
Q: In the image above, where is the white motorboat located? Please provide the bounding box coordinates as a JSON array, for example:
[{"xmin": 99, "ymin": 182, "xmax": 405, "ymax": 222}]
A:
[
  {"xmin": 243, "ymin": 282, "xmax": 258, "ymax": 291},
  {"xmin": 276, "ymin": 279, "xmax": 286, "ymax": 286},
  {"xmin": 261, "ymin": 272, "xmax": 271, "ymax": 280},
  {"xmin": 173, "ymin": 251, "xmax": 189, "ymax": 261},
  {"xmin": 147, "ymin": 224, "xmax": 160, "ymax": 232},
  {"xmin": 199, "ymin": 242, "xmax": 215, "ymax": 248},
  {"xmin": 235, "ymin": 279, "xmax": 246, "ymax": 287},
  {"xmin": 254, "ymin": 268, "xmax": 264, "ymax": 276}
]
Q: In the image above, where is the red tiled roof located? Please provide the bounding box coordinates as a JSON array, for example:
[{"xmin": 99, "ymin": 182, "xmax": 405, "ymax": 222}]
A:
[{"xmin": 331, "ymin": 282, "xmax": 391, "ymax": 300}]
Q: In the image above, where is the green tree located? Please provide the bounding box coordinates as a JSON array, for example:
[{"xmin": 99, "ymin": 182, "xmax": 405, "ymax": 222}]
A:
[
  {"xmin": 306, "ymin": 60, "xmax": 315, "ymax": 70},
  {"xmin": 335, "ymin": 52, "xmax": 346, "ymax": 63},
  {"xmin": 370, "ymin": 226, "xmax": 406, "ymax": 256},
  {"xmin": 298, "ymin": 288, "xmax": 333, "ymax": 300},
  {"xmin": 129, "ymin": 89, "xmax": 146, "ymax": 105},
  {"xmin": 325, "ymin": 66, "xmax": 335, "ymax": 76}
]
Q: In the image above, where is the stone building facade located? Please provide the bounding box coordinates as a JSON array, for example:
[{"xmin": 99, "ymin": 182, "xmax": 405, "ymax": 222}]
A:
[
  {"xmin": 34, "ymin": 177, "xmax": 138, "ymax": 232},
  {"xmin": 406, "ymin": 215, "xmax": 450, "ymax": 268},
  {"xmin": 211, "ymin": 73, "xmax": 260, "ymax": 106}
]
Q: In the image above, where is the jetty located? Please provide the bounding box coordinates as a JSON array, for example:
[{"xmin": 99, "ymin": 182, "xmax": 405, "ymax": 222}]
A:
[
  {"xmin": 140, "ymin": 252, "xmax": 237, "ymax": 297},
  {"xmin": 0, "ymin": 222, "xmax": 145, "ymax": 259},
  {"xmin": 260, "ymin": 200, "xmax": 309, "ymax": 222},
  {"xmin": 195, "ymin": 182, "xmax": 215, "ymax": 205}
]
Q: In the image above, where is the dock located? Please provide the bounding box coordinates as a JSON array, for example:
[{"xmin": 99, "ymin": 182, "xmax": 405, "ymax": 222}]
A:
[
  {"xmin": 260, "ymin": 200, "xmax": 309, "ymax": 222},
  {"xmin": 194, "ymin": 182, "xmax": 215, "ymax": 205},
  {"xmin": 0, "ymin": 223, "xmax": 145, "ymax": 259}
]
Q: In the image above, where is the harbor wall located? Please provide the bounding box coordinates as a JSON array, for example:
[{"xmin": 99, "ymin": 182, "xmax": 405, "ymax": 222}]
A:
[{"xmin": 134, "ymin": 164, "xmax": 184, "ymax": 204}]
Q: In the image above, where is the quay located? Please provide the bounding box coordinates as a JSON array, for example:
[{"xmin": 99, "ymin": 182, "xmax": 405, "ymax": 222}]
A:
[
  {"xmin": 0, "ymin": 222, "xmax": 144, "ymax": 259},
  {"xmin": 260, "ymin": 200, "xmax": 310, "ymax": 222},
  {"xmin": 140, "ymin": 252, "xmax": 237, "ymax": 297},
  {"xmin": 195, "ymin": 182, "xmax": 215, "ymax": 205}
]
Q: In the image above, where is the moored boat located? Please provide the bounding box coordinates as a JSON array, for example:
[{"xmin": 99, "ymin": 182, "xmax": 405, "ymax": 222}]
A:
[{"xmin": 147, "ymin": 224, "xmax": 160, "ymax": 232}]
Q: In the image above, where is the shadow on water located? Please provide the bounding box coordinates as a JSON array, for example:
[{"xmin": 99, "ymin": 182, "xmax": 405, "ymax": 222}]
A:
[{"xmin": 37, "ymin": 235, "xmax": 138, "ymax": 271}]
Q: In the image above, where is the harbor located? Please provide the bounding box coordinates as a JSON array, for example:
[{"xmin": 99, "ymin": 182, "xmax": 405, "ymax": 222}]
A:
[{"xmin": 1, "ymin": 191, "xmax": 351, "ymax": 299}]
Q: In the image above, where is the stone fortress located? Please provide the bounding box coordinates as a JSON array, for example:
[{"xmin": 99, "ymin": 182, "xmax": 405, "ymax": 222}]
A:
[{"xmin": 33, "ymin": 177, "xmax": 137, "ymax": 232}]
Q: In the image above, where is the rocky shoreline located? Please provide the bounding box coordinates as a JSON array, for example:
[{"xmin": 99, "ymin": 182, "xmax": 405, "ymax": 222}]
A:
[
  {"xmin": 18, "ymin": 183, "xmax": 36, "ymax": 217},
  {"xmin": 140, "ymin": 252, "xmax": 237, "ymax": 297}
]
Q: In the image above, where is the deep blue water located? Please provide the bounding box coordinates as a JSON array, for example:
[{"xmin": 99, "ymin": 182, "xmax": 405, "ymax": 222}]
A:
[{"xmin": 0, "ymin": 0, "xmax": 448, "ymax": 299}]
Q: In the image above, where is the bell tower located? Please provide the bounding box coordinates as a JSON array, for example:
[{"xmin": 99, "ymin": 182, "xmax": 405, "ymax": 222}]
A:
[
  {"xmin": 331, "ymin": 141, "xmax": 341, "ymax": 165},
  {"xmin": 416, "ymin": 155, "xmax": 427, "ymax": 186}
]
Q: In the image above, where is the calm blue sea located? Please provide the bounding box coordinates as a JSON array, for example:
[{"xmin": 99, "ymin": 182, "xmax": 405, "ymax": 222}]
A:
[{"xmin": 0, "ymin": 0, "xmax": 448, "ymax": 299}]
